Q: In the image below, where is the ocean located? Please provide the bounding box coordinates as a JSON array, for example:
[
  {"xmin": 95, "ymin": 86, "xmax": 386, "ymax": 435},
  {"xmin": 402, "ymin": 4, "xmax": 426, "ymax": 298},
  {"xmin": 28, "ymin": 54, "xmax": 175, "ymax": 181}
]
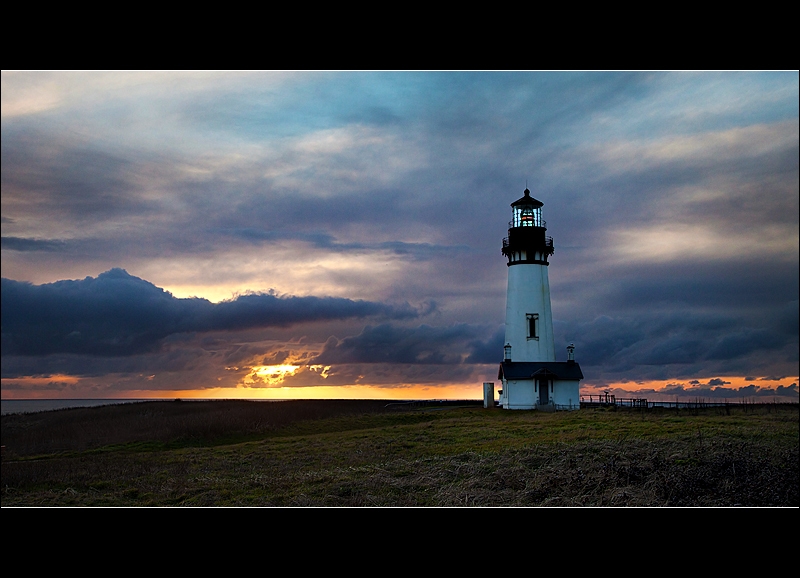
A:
[
  {"xmin": 1, "ymin": 399, "xmax": 156, "ymax": 415},
  {"xmin": 0, "ymin": 398, "xmax": 294, "ymax": 415}
]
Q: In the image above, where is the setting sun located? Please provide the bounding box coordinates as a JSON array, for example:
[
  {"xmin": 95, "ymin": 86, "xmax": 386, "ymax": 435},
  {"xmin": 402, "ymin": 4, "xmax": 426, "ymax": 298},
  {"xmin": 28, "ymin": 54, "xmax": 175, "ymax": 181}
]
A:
[{"xmin": 248, "ymin": 365, "xmax": 300, "ymax": 386}]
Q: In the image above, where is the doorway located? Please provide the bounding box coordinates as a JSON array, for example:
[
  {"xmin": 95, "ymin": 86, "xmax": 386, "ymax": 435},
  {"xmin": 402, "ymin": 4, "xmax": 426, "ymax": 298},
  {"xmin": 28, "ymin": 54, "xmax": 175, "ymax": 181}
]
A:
[{"xmin": 538, "ymin": 379, "xmax": 549, "ymax": 405}]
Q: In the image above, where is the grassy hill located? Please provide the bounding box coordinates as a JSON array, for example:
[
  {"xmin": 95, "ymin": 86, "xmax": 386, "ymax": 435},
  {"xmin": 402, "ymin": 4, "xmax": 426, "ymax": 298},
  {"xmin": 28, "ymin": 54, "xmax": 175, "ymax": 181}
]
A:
[{"xmin": 2, "ymin": 399, "xmax": 797, "ymax": 506}]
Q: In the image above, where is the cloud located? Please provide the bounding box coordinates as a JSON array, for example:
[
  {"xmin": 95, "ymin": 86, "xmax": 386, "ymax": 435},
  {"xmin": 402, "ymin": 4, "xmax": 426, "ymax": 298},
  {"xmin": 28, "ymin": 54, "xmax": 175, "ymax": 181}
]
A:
[
  {"xmin": 1, "ymin": 236, "xmax": 68, "ymax": 252},
  {"xmin": 309, "ymin": 323, "xmax": 502, "ymax": 366},
  {"xmin": 583, "ymin": 381, "xmax": 799, "ymax": 401},
  {"xmin": 1, "ymin": 268, "xmax": 423, "ymax": 358},
  {"xmin": 555, "ymin": 305, "xmax": 799, "ymax": 383},
  {"xmin": 1, "ymin": 72, "xmax": 798, "ymax": 397},
  {"xmin": 660, "ymin": 382, "xmax": 799, "ymax": 400}
]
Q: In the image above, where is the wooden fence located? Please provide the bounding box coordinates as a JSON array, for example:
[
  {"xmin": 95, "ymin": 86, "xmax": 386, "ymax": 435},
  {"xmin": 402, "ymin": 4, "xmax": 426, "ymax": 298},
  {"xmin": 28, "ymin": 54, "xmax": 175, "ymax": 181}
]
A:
[{"xmin": 579, "ymin": 395, "xmax": 795, "ymax": 409}]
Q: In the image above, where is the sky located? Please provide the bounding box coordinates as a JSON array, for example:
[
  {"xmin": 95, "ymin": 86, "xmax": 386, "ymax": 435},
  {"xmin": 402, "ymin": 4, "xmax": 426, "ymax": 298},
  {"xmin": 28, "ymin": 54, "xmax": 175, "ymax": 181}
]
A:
[{"xmin": 2, "ymin": 70, "xmax": 798, "ymax": 403}]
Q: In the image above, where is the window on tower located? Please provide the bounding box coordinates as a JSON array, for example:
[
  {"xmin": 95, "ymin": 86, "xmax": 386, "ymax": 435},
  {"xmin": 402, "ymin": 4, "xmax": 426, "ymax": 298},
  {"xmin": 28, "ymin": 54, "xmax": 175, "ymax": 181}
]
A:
[{"xmin": 526, "ymin": 313, "xmax": 539, "ymax": 340}]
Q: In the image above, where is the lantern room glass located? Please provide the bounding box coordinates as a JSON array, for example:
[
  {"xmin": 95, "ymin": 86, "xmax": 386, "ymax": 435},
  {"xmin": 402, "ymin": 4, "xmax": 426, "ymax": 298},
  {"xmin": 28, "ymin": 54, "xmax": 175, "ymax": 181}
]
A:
[{"xmin": 513, "ymin": 205, "xmax": 542, "ymax": 227}]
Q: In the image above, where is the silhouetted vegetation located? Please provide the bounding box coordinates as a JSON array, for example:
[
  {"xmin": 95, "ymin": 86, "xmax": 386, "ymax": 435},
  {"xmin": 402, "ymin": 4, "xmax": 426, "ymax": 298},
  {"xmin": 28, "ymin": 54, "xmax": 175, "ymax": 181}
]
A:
[{"xmin": 2, "ymin": 400, "xmax": 796, "ymax": 506}]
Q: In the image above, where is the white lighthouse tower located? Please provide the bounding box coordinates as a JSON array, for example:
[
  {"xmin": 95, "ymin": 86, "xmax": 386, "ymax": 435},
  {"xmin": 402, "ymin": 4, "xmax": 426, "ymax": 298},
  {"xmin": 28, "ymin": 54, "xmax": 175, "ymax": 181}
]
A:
[
  {"xmin": 497, "ymin": 188, "xmax": 583, "ymax": 410},
  {"xmin": 502, "ymin": 188, "xmax": 556, "ymax": 362}
]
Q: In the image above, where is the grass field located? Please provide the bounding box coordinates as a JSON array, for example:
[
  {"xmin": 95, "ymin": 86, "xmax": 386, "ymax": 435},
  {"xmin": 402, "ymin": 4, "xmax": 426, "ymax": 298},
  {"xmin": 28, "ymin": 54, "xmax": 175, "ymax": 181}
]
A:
[{"xmin": 2, "ymin": 399, "xmax": 797, "ymax": 507}]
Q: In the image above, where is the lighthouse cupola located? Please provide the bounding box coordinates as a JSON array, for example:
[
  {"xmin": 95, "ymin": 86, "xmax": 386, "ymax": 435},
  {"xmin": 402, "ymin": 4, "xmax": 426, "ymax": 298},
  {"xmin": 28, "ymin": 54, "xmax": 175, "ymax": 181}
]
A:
[{"xmin": 502, "ymin": 189, "xmax": 554, "ymax": 266}]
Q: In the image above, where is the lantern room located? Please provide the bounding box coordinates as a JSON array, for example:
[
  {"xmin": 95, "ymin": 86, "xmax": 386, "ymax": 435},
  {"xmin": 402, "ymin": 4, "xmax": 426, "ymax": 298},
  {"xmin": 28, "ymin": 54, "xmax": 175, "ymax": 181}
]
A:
[
  {"xmin": 502, "ymin": 188, "xmax": 554, "ymax": 266},
  {"xmin": 511, "ymin": 189, "xmax": 544, "ymax": 228}
]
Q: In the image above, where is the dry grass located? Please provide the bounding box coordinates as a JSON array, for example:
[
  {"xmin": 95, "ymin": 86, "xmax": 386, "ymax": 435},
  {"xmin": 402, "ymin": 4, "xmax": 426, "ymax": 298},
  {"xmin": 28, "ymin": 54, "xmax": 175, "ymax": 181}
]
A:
[
  {"xmin": 1, "ymin": 399, "xmax": 427, "ymax": 456},
  {"xmin": 2, "ymin": 400, "xmax": 797, "ymax": 507}
]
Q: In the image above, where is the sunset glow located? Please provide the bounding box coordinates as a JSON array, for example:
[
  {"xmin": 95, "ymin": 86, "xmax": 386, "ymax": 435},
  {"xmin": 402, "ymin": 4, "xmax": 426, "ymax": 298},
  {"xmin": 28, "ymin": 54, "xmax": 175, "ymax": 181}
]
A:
[
  {"xmin": 250, "ymin": 364, "xmax": 301, "ymax": 384},
  {"xmin": 580, "ymin": 375, "xmax": 800, "ymax": 404},
  {"xmin": 2, "ymin": 373, "xmax": 797, "ymax": 405}
]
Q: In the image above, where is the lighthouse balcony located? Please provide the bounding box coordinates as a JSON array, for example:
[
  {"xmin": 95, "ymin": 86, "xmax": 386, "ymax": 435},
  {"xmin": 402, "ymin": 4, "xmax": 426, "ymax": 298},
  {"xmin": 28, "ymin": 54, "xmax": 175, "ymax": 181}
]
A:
[
  {"xmin": 502, "ymin": 235, "xmax": 553, "ymax": 249},
  {"xmin": 502, "ymin": 235, "xmax": 554, "ymax": 256}
]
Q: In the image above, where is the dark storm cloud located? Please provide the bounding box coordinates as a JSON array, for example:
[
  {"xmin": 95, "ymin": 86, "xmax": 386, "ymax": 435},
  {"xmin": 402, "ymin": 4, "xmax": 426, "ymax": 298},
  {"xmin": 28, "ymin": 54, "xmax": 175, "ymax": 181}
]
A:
[
  {"xmin": 554, "ymin": 302, "xmax": 799, "ymax": 383},
  {"xmin": 559, "ymin": 259, "xmax": 800, "ymax": 319},
  {"xmin": 1, "ymin": 268, "xmax": 423, "ymax": 358},
  {"xmin": 1, "ymin": 236, "xmax": 67, "ymax": 252},
  {"xmin": 309, "ymin": 323, "xmax": 503, "ymax": 366},
  {"xmin": 217, "ymin": 226, "xmax": 472, "ymax": 260}
]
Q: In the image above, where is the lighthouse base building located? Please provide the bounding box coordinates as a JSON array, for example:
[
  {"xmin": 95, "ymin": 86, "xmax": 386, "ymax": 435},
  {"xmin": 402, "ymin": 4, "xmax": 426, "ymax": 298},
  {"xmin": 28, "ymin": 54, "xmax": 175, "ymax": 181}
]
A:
[{"xmin": 497, "ymin": 360, "xmax": 583, "ymax": 410}]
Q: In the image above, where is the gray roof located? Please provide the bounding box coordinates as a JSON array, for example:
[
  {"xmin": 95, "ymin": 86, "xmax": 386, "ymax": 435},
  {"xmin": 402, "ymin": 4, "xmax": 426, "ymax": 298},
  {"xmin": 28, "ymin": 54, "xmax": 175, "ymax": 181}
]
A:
[
  {"xmin": 498, "ymin": 361, "xmax": 584, "ymax": 381},
  {"xmin": 510, "ymin": 189, "xmax": 543, "ymax": 208}
]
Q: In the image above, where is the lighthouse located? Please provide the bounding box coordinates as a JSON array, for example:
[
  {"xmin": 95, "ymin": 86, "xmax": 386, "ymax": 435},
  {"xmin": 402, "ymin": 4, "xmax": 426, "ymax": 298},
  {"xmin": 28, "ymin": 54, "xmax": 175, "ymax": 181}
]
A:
[
  {"xmin": 496, "ymin": 188, "xmax": 583, "ymax": 410},
  {"xmin": 502, "ymin": 188, "xmax": 556, "ymax": 362}
]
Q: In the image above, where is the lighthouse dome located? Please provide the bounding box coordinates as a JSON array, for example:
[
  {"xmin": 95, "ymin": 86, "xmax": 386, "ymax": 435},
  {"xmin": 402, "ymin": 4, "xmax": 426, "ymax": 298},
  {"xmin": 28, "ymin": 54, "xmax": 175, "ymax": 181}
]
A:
[{"xmin": 510, "ymin": 188, "xmax": 543, "ymax": 208}]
